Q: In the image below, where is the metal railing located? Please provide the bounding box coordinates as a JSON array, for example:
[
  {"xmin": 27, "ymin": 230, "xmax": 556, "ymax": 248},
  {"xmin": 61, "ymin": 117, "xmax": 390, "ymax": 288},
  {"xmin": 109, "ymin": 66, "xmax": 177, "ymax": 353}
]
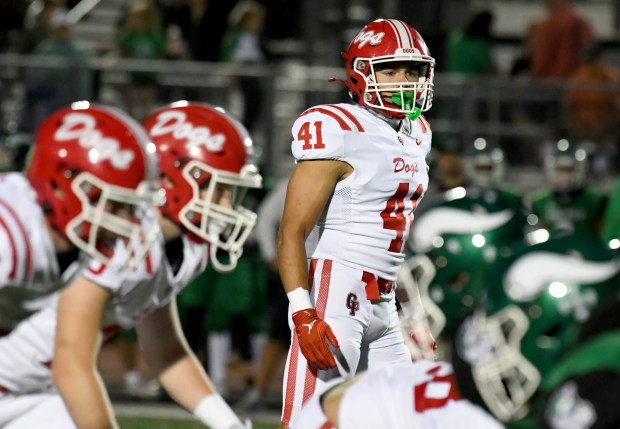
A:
[{"xmin": 0, "ymin": 53, "xmax": 614, "ymax": 186}]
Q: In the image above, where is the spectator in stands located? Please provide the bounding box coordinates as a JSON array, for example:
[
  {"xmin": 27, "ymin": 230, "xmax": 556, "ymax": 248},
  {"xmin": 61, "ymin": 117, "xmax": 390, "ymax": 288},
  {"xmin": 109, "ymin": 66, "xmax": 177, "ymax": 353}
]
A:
[
  {"xmin": 441, "ymin": 10, "xmax": 495, "ymax": 129},
  {"xmin": 0, "ymin": 0, "xmax": 27, "ymax": 52},
  {"xmin": 565, "ymin": 43, "xmax": 620, "ymax": 176},
  {"xmin": 115, "ymin": 0, "xmax": 165, "ymax": 121},
  {"xmin": 220, "ymin": 0, "xmax": 267, "ymax": 134},
  {"xmin": 21, "ymin": 8, "xmax": 91, "ymax": 132},
  {"xmin": 445, "ymin": 9, "xmax": 496, "ymax": 76},
  {"xmin": 18, "ymin": 0, "xmax": 61, "ymax": 54},
  {"xmin": 530, "ymin": 0, "xmax": 593, "ymax": 80},
  {"xmin": 509, "ymin": 21, "xmax": 539, "ymax": 78},
  {"xmin": 162, "ymin": 0, "xmax": 194, "ymax": 57}
]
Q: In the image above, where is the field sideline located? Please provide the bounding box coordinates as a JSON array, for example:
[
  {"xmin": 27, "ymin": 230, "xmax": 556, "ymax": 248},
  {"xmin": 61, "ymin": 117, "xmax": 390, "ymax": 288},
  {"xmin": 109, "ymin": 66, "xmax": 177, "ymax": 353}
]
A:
[{"xmin": 115, "ymin": 402, "xmax": 280, "ymax": 429}]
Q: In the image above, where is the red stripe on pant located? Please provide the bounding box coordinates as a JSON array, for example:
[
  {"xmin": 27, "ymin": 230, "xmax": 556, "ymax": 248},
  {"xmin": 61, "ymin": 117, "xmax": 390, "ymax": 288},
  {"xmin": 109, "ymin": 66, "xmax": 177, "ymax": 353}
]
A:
[{"xmin": 282, "ymin": 259, "xmax": 333, "ymax": 425}]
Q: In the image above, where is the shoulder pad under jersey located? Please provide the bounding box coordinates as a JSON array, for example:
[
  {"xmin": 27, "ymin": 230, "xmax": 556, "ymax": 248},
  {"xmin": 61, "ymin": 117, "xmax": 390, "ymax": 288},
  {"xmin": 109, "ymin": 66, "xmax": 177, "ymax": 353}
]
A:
[{"xmin": 291, "ymin": 104, "xmax": 365, "ymax": 162}]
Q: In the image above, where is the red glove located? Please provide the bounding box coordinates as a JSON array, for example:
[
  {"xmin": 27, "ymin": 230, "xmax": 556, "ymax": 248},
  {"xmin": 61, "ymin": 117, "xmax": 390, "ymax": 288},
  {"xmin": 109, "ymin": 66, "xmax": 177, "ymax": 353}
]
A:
[{"xmin": 292, "ymin": 308, "xmax": 339, "ymax": 370}]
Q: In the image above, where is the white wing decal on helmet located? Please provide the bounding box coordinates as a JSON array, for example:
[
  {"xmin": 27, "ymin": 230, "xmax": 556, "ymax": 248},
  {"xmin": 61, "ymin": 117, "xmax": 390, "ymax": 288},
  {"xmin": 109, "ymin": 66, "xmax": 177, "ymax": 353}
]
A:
[
  {"xmin": 411, "ymin": 207, "xmax": 514, "ymax": 253},
  {"xmin": 504, "ymin": 252, "xmax": 620, "ymax": 302}
]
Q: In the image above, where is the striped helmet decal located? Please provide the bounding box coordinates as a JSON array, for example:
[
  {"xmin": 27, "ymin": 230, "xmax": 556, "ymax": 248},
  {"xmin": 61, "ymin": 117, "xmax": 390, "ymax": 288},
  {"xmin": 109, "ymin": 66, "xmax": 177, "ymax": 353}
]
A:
[{"xmin": 385, "ymin": 19, "xmax": 414, "ymax": 49}]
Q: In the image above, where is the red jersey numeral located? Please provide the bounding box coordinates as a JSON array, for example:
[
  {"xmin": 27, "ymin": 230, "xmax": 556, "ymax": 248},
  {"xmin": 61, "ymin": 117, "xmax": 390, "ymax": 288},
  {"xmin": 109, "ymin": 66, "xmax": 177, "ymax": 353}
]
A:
[
  {"xmin": 414, "ymin": 365, "xmax": 461, "ymax": 412},
  {"xmin": 381, "ymin": 183, "xmax": 423, "ymax": 252},
  {"xmin": 298, "ymin": 121, "xmax": 325, "ymax": 150}
]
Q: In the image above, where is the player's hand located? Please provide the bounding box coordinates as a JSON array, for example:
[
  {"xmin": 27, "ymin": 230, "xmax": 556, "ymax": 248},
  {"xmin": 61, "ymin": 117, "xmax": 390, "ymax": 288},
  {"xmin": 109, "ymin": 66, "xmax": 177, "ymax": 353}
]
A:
[
  {"xmin": 292, "ymin": 308, "xmax": 339, "ymax": 370},
  {"xmin": 403, "ymin": 316, "xmax": 438, "ymax": 361}
]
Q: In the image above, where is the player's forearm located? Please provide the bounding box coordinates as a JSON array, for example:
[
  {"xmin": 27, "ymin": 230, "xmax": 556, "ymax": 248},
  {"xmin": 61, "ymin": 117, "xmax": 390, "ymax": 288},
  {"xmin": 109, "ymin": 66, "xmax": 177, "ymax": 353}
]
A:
[
  {"xmin": 277, "ymin": 228, "xmax": 310, "ymax": 295},
  {"xmin": 159, "ymin": 355, "xmax": 246, "ymax": 429},
  {"xmin": 158, "ymin": 354, "xmax": 215, "ymax": 410},
  {"xmin": 53, "ymin": 359, "xmax": 117, "ymax": 429}
]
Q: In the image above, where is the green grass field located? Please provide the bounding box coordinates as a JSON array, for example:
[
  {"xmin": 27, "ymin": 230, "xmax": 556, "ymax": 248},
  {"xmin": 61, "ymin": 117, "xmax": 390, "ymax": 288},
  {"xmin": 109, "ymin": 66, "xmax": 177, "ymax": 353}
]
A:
[{"xmin": 118, "ymin": 416, "xmax": 279, "ymax": 429}]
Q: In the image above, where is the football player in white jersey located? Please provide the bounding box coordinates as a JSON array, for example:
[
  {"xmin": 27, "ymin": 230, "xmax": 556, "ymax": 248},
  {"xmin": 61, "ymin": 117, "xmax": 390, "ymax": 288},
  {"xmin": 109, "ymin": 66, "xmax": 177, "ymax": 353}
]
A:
[
  {"xmin": 292, "ymin": 360, "xmax": 505, "ymax": 429},
  {"xmin": 277, "ymin": 18, "xmax": 435, "ymax": 427},
  {"xmin": 291, "ymin": 303, "xmax": 503, "ymax": 429},
  {"xmin": 0, "ymin": 102, "xmax": 161, "ymax": 334},
  {"xmin": 0, "ymin": 103, "xmax": 261, "ymax": 429}
]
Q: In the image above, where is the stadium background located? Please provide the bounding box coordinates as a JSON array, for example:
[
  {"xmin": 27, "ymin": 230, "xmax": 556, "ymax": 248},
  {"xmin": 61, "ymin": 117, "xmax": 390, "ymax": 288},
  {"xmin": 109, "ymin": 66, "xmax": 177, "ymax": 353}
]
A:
[{"xmin": 1, "ymin": 0, "xmax": 619, "ymax": 427}]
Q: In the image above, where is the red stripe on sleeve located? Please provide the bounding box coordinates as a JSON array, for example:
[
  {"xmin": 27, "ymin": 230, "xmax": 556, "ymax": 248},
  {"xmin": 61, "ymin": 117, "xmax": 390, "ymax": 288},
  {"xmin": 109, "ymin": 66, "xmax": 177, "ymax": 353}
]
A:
[
  {"xmin": 0, "ymin": 198, "xmax": 32, "ymax": 280},
  {"xmin": 328, "ymin": 105, "xmax": 365, "ymax": 132},
  {"xmin": 301, "ymin": 108, "xmax": 352, "ymax": 131},
  {"xmin": 0, "ymin": 216, "xmax": 17, "ymax": 279}
]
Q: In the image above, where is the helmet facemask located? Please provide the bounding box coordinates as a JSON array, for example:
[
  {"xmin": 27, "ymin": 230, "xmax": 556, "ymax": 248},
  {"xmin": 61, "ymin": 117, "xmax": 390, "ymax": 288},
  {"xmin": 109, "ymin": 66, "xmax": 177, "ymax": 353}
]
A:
[
  {"xmin": 352, "ymin": 55, "xmax": 434, "ymax": 120},
  {"xmin": 66, "ymin": 171, "xmax": 163, "ymax": 268},
  {"xmin": 178, "ymin": 160, "xmax": 262, "ymax": 272},
  {"xmin": 456, "ymin": 307, "xmax": 541, "ymax": 422}
]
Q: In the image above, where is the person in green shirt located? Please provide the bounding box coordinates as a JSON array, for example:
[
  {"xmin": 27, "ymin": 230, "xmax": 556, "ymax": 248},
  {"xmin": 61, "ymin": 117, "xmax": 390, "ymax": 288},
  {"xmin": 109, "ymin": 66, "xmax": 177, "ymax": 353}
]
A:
[
  {"xmin": 445, "ymin": 10, "xmax": 496, "ymax": 75},
  {"xmin": 601, "ymin": 176, "xmax": 620, "ymax": 244},
  {"xmin": 529, "ymin": 140, "xmax": 607, "ymax": 237},
  {"xmin": 22, "ymin": 8, "xmax": 92, "ymax": 132}
]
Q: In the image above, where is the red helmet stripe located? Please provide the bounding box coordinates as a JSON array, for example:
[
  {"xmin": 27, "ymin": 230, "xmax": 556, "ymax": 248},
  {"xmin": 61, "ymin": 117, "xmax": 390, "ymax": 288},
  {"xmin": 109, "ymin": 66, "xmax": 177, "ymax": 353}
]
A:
[{"xmin": 387, "ymin": 19, "xmax": 413, "ymax": 49}]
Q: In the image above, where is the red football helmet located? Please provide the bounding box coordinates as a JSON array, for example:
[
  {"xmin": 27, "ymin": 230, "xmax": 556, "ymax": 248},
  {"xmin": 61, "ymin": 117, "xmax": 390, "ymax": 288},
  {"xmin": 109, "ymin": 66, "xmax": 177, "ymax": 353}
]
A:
[
  {"xmin": 342, "ymin": 18, "xmax": 435, "ymax": 120},
  {"xmin": 26, "ymin": 102, "xmax": 163, "ymax": 266},
  {"xmin": 143, "ymin": 101, "xmax": 262, "ymax": 272}
]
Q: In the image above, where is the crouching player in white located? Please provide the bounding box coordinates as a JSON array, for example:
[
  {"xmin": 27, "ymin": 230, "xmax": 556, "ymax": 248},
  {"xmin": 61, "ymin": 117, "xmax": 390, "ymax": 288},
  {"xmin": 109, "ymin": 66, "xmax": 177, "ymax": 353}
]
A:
[
  {"xmin": 292, "ymin": 360, "xmax": 505, "ymax": 429},
  {"xmin": 0, "ymin": 102, "xmax": 262, "ymax": 429}
]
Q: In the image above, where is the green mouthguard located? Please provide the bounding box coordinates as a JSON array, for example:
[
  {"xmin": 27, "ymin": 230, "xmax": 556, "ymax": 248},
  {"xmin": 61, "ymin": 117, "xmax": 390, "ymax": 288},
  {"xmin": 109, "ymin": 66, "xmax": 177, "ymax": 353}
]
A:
[{"xmin": 391, "ymin": 93, "xmax": 421, "ymax": 120}]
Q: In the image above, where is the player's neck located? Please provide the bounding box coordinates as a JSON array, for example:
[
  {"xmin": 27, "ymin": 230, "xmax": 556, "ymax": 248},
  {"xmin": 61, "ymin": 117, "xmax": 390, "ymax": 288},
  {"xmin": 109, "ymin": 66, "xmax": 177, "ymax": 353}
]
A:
[
  {"xmin": 156, "ymin": 209, "xmax": 183, "ymax": 242},
  {"xmin": 47, "ymin": 223, "xmax": 74, "ymax": 254},
  {"xmin": 365, "ymin": 107, "xmax": 402, "ymax": 130}
]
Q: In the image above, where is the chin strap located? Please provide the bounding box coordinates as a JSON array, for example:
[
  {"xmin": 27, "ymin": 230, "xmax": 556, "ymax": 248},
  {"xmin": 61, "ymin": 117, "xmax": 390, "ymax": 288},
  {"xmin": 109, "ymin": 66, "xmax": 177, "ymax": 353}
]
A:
[
  {"xmin": 209, "ymin": 244, "xmax": 240, "ymax": 272},
  {"xmin": 207, "ymin": 222, "xmax": 240, "ymax": 272}
]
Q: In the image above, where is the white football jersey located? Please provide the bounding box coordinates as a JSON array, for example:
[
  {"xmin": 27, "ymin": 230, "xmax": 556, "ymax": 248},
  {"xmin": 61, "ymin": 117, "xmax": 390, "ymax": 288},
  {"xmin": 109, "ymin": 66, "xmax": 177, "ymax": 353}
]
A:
[
  {"xmin": 294, "ymin": 361, "xmax": 505, "ymax": 429},
  {"xmin": 0, "ymin": 223, "xmax": 208, "ymax": 394},
  {"xmin": 0, "ymin": 174, "xmax": 65, "ymax": 332},
  {"xmin": 0, "ymin": 300, "xmax": 57, "ymax": 394},
  {"xmin": 291, "ymin": 104, "xmax": 431, "ymax": 281}
]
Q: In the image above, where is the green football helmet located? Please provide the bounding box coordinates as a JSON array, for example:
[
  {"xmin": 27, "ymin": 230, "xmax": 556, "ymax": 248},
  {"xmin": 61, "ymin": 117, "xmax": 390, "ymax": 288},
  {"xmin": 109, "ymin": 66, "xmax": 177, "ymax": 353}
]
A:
[
  {"xmin": 464, "ymin": 137, "xmax": 505, "ymax": 190},
  {"xmin": 408, "ymin": 185, "xmax": 532, "ymax": 338},
  {"xmin": 453, "ymin": 234, "xmax": 620, "ymax": 423},
  {"xmin": 544, "ymin": 139, "xmax": 588, "ymax": 192}
]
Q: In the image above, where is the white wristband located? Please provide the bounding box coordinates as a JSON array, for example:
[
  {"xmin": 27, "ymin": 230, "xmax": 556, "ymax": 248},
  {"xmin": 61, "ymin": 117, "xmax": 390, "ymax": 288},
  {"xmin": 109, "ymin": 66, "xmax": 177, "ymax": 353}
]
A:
[
  {"xmin": 193, "ymin": 394, "xmax": 243, "ymax": 429},
  {"xmin": 287, "ymin": 287, "xmax": 313, "ymax": 313}
]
